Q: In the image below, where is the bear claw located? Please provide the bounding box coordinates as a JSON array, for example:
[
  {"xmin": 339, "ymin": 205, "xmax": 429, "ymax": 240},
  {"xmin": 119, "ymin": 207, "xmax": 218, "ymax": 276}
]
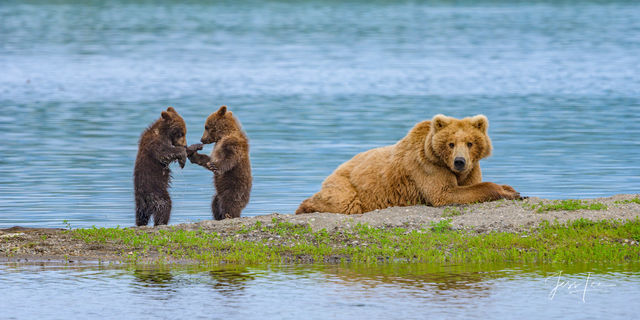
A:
[
  {"xmin": 186, "ymin": 143, "xmax": 204, "ymax": 156},
  {"xmin": 206, "ymin": 161, "xmax": 218, "ymax": 172}
]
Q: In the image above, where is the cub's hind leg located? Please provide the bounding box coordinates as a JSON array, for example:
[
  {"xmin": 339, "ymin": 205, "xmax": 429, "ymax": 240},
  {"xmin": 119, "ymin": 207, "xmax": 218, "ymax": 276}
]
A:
[
  {"xmin": 211, "ymin": 194, "xmax": 224, "ymax": 220},
  {"xmin": 153, "ymin": 195, "xmax": 172, "ymax": 226},
  {"xmin": 135, "ymin": 198, "xmax": 152, "ymax": 226}
]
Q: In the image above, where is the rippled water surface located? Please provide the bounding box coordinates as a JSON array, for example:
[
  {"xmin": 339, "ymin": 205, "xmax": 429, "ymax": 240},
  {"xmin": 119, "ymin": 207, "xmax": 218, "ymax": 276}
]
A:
[
  {"xmin": 1, "ymin": 1, "xmax": 639, "ymax": 228},
  {"xmin": 2, "ymin": 263, "xmax": 639, "ymax": 319}
]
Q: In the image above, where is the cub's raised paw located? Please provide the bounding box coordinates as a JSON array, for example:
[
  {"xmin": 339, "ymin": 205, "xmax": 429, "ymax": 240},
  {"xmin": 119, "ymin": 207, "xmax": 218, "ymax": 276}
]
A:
[
  {"xmin": 178, "ymin": 149, "xmax": 187, "ymax": 168},
  {"xmin": 206, "ymin": 161, "xmax": 218, "ymax": 172},
  {"xmin": 186, "ymin": 143, "xmax": 204, "ymax": 156}
]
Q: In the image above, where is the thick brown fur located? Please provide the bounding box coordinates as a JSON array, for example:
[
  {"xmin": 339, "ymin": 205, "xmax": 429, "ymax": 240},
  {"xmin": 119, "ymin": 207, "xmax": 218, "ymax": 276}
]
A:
[
  {"xmin": 187, "ymin": 106, "xmax": 252, "ymax": 220},
  {"xmin": 296, "ymin": 114, "xmax": 521, "ymax": 215},
  {"xmin": 134, "ymin": 107, "xmax": 188, "ymax": 226}
]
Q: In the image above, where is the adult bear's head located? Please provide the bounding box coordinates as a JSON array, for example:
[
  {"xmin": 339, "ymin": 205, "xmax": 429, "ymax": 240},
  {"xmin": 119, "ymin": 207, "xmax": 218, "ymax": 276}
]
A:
[{"xmin": 426, "ymin": 114, "xmax": 493, "ymax": 174}]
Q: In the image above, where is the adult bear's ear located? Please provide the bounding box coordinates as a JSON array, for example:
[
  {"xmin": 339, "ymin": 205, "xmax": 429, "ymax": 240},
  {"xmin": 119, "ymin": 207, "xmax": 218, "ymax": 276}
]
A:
[
  {"xmin": 216, "ymin": 105, "xmax": 227, "ymax": 116},
  {"xmin": 161, "ymin": 111, "xmax": 171, "ymax": 121},
  {"xmin": 471, "ymin": 115, "xmax": 488, "ymax": 133},
  {"xmin": 432, "ymin": 114, "xmax": 451, "ymax": 132},
  {"xmin": 166, "ymin": 106, "xmax": 177, "ymax": 113}
]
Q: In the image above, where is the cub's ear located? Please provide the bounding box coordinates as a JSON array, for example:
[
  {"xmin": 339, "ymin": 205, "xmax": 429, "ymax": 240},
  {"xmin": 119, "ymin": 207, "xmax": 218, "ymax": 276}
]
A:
[
  {"xmin": 166, "ymin": 106, "xmax": 177, "ymax": 113},
  {"xmin": 471, "ymin": 115, "xmax": 488, "ymax": 133},
  {"xmin": 216, "ymin": 105, "xmax": 227, "ymax": 116},
  {"xmin": 161, "ymin": 111, "xmax": 172, "ymax": 121},
  {"xmin": 432, "ymin": 114, "xmax": 451, "ymax": 132}
]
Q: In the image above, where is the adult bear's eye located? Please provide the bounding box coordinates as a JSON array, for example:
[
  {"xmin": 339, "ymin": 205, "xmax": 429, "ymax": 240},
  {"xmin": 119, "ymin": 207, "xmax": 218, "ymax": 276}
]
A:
[
  {"xmin": 467, "ymin": 142, "xmax": 473, "ymax": 148},
  {"xmin": 449, "ymin": 143, "xmax": 455, "ymax": 148}
]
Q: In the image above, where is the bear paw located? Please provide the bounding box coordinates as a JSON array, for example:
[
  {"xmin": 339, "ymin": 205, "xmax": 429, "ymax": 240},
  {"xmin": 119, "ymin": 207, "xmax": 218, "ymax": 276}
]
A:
[
  {"xmin": 500, "ymin": 184, "xmax": 523, "ymax": 200},
  {"xmin": 206, "ymin": 161, "xmax": 218, "ymax": 173},
  {"xmin": 186, "ymin": 143, "xmax": 204, "ymax": 156},
  {"xmin": 178, "ymin": 149, "xmax": 187, "ymax": 169}
]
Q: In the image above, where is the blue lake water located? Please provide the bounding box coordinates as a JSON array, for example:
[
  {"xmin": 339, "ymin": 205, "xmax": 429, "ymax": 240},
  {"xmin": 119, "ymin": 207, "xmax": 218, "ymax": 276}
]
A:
[
  {"xmin": 2, "ymin": 262, "xmax": 640, "ymax": 319},
  {"xmin": 1, "ymin": 1, "xmax": 640, "ymax": 228}
]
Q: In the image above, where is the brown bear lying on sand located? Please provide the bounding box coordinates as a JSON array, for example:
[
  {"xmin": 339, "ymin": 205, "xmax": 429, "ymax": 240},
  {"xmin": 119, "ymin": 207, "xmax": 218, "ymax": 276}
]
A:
[
  {"xmin": 188, "ymin": 106, "xmax": 252, "ymax": 220},
  {"xmin": 296, "ymin": 114, "xmax": 522, "ymax": 215},
  {"xmin": 134, "ymin": 107, "xmax": 188, "ymax": 226}
]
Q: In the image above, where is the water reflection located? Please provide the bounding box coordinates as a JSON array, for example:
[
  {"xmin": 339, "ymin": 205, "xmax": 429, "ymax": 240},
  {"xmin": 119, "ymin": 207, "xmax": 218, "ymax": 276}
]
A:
[
  {"xmin": 2, "ymin": 262, "xmax": 639, "ymax": 319},
  {"xmin": 125, "ymin": 263, "xmax": 626, "ymax": 300},
  {"xmin": 130, "ymin": 266, "xmax": 256, "ymax": 298},
  {"xmin": 319, "ymin": 264, "xmax": 497, "ymax": 300},
  {"xmin": 208, "ymin": 267, "xmax": 255, "ymax": 297},
  {"xmin": 131, "ymin": 268, "xmax": 177, "ymax": 301},
  {"xmin": 132, "ymin": 268, "xmax": 174, "ymax": 286}
]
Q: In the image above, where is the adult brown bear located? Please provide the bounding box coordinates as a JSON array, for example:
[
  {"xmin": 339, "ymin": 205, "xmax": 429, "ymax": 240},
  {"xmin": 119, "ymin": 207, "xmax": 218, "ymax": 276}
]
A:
[{"xmin": 296, "ymin": 114, "xmax": 521, "ymax": 214}]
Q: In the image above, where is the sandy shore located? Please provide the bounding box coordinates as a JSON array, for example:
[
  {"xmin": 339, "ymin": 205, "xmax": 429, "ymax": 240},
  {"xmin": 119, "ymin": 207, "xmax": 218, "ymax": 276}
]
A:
[
  {"xmin": 1, "ymin": 194, "xmax": 638, "ymax": 264},
  {"xmin": 170, "ymin": 194, "xmax": 640, "ymax": 233}
]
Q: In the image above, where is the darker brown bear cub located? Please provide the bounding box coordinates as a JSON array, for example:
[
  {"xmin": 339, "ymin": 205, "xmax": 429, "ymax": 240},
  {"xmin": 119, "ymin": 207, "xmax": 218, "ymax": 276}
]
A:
[
  {"xmin": 187, "ymin": 106, "xmax": 252, "ymax": 220},
  {"xmin": 134, "ymin": 107, "xmax": 188, "ymax": 226}
]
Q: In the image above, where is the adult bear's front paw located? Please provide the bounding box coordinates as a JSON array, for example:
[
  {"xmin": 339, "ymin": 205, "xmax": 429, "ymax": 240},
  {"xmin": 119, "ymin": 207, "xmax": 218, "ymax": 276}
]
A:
[{"xmin": 500, "ymin": 184, "xmax": 522, "ymax": 200}]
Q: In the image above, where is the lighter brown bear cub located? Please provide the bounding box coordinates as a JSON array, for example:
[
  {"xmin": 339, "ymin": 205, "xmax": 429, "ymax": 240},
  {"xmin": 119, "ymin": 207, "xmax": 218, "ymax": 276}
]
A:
[
  {"xmin": 187, "ymin": 106, "xmax": 252, "ymax": 220},
  {"xmin": 296, "ymin": 114, "xmax": 521, "ymax": 214}
]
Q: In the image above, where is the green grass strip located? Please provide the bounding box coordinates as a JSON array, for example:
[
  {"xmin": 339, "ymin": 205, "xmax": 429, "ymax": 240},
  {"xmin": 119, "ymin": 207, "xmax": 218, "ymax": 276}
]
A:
[
  {"xmin": 71, "ymin": 218, "xmax": 640, "ymax": 266},
  {"xmin": 614, "ymin": 197, "xmax": 640, "ymax": 205},
  {"xmin": 527, "ymin": 199, "xmax": 608, "ymax": 213}
]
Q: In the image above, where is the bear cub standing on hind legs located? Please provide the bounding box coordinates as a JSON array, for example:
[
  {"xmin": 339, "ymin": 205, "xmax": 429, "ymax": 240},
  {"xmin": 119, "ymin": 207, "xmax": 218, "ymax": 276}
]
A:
[
  {"xmin": 187, "ymin": 106, "xmax": 252, "ymax": 220},
  {"xmin": 134, "ymin": 107, "xmax": 188, "ymax": 226}
]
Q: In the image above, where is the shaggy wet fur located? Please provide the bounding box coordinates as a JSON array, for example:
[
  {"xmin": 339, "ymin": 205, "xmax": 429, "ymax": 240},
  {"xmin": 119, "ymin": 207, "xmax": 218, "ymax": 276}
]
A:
[
  {"xmin": 296, "ymin": 114, "xmax": 522, "ymax": 214},
  {"xmin": 188, "ymin": 106, "xmax": 252, "ymax": 220},
  {"xmin": 134, "ymin": 107, "xmax": 188, "ymax": 226}
]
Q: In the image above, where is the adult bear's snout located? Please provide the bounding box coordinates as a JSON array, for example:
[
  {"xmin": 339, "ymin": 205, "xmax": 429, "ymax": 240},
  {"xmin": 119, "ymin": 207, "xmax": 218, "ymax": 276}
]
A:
[{"xmin": 454, "ymin": 157, "xmax": 466, "ymax": 171}]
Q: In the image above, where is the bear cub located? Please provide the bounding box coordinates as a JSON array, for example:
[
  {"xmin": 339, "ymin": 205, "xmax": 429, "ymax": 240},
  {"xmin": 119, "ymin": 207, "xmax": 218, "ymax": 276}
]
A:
[
  {"xmin": 134, "ymin": 107, "xmax": 188, "ymax": 226},
  {"xmin": 187, "ymin": 106, "xmax": 252, "ymax": 220}
]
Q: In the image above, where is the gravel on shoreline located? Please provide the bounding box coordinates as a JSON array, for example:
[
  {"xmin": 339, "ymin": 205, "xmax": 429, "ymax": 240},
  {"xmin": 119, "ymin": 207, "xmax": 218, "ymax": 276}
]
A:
[
  {"xmin": 160, "ymin": 194, "xmax": 640, "ymax": 234},
  {"xmin": 1, "ymin": 194, "xmax": 639, "ymax": 264}
]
